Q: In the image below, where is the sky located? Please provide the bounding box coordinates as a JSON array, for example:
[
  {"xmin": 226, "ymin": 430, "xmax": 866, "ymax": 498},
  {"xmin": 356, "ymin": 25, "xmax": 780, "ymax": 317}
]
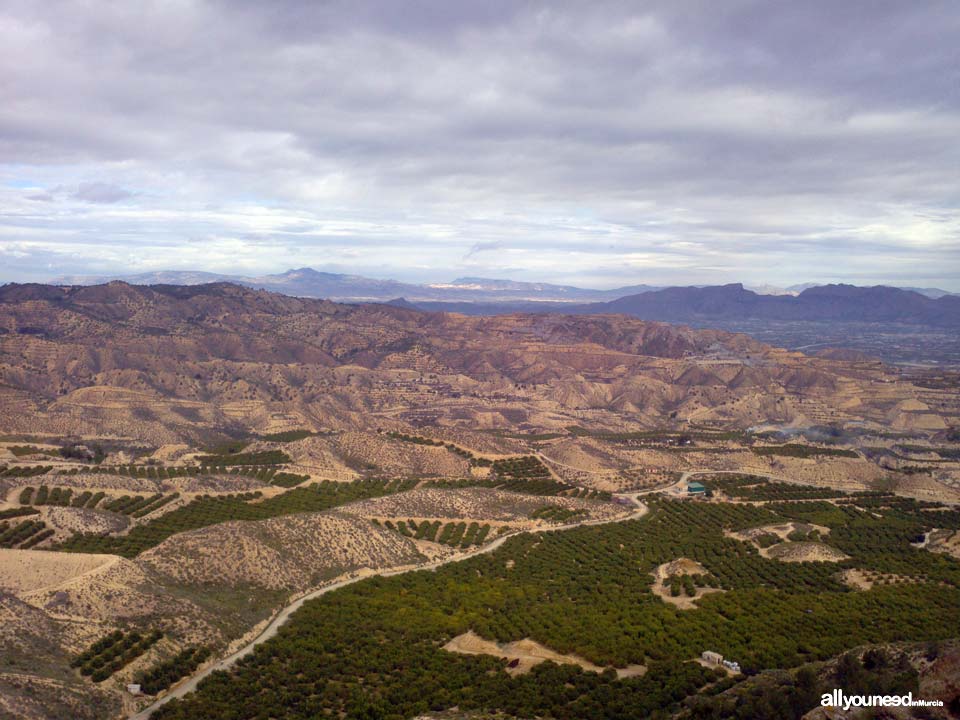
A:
[{"xmin": 1, "ymin": 0, "xmax": 958, "ymax": 290}]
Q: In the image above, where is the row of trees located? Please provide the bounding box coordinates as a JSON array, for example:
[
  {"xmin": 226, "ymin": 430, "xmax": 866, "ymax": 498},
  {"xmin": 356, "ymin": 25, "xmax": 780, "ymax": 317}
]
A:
[
  {"xmin": 21, "ymin": 485, "xmax": 179, "ymax": 518},
  {"xmin": 22, "ymin": 485, "xmax": 74, "ymax": 506},
  {"xmin": 102, "ymin": 493, "xmax": 179, "ymax": 516},
  {"xmin": 64, "ymin": 490, "xmax": 107, "ymax": 509},
  {"xmin": 385, "ymin": 431, "xmax": 445, "ymax": 447},
  {"xmin": 497, "ymin": 478, "xmax": 573, "ymax": 495},
  {"xmin": 0, "ymin": 519, "xmax": 49, "ymax": 548},
  {"xmin": 0, "ymin": 464, "xmax": 52, "ymax": 478},
  {"xmin": 260, "ymin": 429, "xmax": 316, "ymax": 443},
  {"xmin": 378, "ymin": 518, "xmax": 494, "ymax": 548},
  {"xmin": 71, "ymin": 629, "xmax": 163, "ymax": 682},
  {"xmin": 58, "ymin": 464, "xmax": 194, "ymax": 479},
  {"xmin": 751, "ymin": 444, "xmax": 858, "ymax": 459},
  {"xmin": 137, "ymin": 646, "xmax": 212, "ymax": 695},
  {"xmin": 56, "ymin": 457, "xmax": 302, "ymax": 483},
  {"xmin": 0, "ymin": 506, "xmax": 38, "ymax": 520}
]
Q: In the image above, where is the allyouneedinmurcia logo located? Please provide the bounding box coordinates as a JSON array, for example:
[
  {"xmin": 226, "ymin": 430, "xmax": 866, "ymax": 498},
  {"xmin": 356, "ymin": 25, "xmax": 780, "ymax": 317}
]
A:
[{"xmin": 821, "ymin": 690, "xmax": 943, "ymax": 711}]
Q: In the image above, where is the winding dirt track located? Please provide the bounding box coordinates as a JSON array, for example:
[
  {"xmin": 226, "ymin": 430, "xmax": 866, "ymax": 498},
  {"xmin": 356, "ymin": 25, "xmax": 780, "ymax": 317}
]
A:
[{"xmin": 130, "ymin": 497, "xmax": 648, "ymax": 719}]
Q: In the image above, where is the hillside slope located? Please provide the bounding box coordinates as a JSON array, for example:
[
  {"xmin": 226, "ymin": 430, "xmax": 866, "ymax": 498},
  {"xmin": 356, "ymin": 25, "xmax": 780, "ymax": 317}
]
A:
[{"xmin": 0, "ymin": 281, "xmax": 954, "ymax": 443}]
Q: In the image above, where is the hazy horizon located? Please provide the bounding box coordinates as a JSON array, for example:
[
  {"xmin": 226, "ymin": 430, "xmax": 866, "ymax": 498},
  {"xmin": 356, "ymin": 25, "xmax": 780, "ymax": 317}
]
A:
[
  {"xmin": 2, "ymin": 1, "xmax": 958, "ymax": 290},
  {"xmin": 12, "ymin": 265, "xmax": 957, "ymax": 296}
]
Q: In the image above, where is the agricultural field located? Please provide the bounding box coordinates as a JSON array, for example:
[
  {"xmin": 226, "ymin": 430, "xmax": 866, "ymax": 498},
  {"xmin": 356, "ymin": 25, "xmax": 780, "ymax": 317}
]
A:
[
  {"xmin": 0, "ymin": 464, "xmax": 53, "ymax": 478},
  {"xmin": 0, "ymin": 518, "xmax": 52, "ymax": 549},
  {"xmin": 71, "ymin": 629, "xmax": 164, "ymax": 683},
  {"xmin": 700, "ymin": 474, "xmax": 846, "ymax": 501},
  {"xmin": 0, "ymin": 506, "xmax": 39, "ymax": 520},
  {"xmin": 20, "ymin": 485, "xmax": 180, "ymax": 517},
  {"xmin": 136, "ymin": 646, "xmax": 212, "ymax": 695},
  {"xmin": 153, "ymin": 491, "xmax": 960, "ymax": 720},
  {"xmin": 53, "ymin": 479, "xmax": 418, "ymax": 558},
  {"xmin": 377, "ymin": 518, "xmax": 496, "ymax": 549}
]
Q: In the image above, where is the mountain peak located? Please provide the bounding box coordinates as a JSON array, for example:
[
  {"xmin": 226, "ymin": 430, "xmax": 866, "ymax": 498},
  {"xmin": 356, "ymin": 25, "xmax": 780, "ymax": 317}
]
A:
[{"xmin": 278, "ymin": 267, "xmax": 337, "ymax": 278}]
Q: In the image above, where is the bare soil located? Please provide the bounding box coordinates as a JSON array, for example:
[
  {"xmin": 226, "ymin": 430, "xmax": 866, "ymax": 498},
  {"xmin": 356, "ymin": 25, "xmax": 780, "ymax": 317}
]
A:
[
  {"xmin": 443, "ymin": 630, "xmax": 645, "ymax": 678},
  {"xmin": 649, "ymin": 558, "xmax": 724, "ymax": 609}
]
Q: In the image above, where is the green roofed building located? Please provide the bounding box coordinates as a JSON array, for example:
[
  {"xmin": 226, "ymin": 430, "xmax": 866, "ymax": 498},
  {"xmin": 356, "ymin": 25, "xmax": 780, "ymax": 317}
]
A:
[{"xmin": 687, "ymin": 481, "xmax": 707, "ymax": 495}]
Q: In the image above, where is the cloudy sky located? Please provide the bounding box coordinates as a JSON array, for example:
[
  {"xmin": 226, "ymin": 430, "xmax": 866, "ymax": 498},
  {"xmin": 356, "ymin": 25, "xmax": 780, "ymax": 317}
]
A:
[{"xmin": 1, "ymin": 0, "xmax": 958, "ymax": 289}]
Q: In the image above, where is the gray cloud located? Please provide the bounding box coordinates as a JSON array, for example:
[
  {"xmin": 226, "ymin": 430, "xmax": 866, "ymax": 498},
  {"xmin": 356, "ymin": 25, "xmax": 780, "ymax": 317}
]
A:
[
  {"xmin": 0, "ymin": 1, "xmax": 957, "ymax": 289},
  {"xmin": 72, "ymin": 182, "xmax": 134, "ymax": 204}
]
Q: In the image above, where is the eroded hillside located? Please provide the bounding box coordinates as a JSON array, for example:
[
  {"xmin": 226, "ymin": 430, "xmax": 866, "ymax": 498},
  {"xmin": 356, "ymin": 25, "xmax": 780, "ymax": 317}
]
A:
[{"xmin": 0, "ymin": 282, "xmax": 955, "ymax": 444}]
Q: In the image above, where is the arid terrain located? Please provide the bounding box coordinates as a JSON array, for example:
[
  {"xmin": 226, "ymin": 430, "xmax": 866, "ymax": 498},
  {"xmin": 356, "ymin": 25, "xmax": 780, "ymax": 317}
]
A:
[
  {"xmin": 0, "ymin": 282, "xmax": 958, "ymax": 719},
  {"xmin": 1, "ymin": 282, "xmax": 958, "ymax": 439}
]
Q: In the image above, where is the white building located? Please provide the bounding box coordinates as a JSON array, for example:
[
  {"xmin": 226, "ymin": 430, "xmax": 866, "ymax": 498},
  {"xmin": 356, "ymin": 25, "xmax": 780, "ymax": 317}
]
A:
[{"xmin": 701, "ymin": 650, "xmax": 723, "ymax": 665}]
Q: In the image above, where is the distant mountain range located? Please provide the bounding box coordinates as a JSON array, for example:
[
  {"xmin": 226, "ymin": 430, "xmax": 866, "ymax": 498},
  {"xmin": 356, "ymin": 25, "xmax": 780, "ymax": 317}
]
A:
[
  {"xmin": 47, "ymin": 268, "xmax": 958, "ymax": 309},
  {"xmin": 21, "ymin": 272, "xmax": 960, "ymax": 364},
  {"xmin": 589, "ymin": 283, "xmax": 960, "ymax": 328},
  {"xmin": 51, "ymin": 268, "xmax": 661, "ymax": 303},
  {"xmin": 408, "ymin": 284, "xmax": 960, "ymax": 328}
]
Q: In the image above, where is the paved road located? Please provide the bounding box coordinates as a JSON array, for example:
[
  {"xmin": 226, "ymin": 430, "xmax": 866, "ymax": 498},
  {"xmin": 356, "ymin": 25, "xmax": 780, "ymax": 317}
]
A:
[{"xmin": 130, "ymin": 498, "xmax": 648, "ymax": 719}]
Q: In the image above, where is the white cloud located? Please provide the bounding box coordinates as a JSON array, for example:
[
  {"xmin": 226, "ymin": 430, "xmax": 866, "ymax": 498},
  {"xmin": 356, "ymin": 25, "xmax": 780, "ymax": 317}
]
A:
[{"xmin": 0, "ymin": 1, "xmax": 957, "ymax": 289}]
